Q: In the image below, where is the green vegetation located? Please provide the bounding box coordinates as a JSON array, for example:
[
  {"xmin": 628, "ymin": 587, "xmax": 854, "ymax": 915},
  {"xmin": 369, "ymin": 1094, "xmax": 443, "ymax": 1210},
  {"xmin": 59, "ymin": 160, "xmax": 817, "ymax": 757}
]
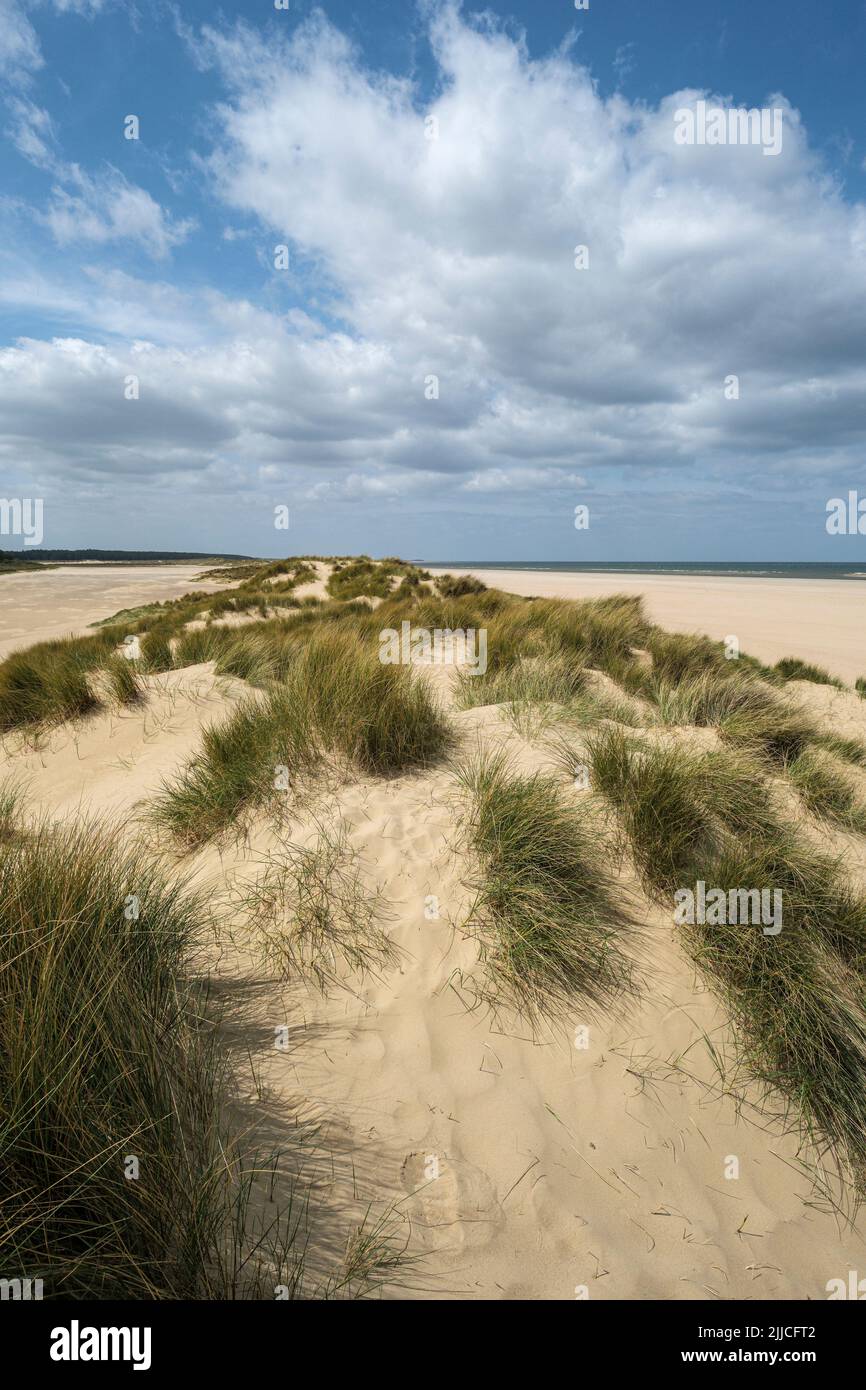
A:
[
  {"xmin": 456, "ymin": 652, "xmax": 586, "ymax": 735},
  {"xmin": 326, "ymin": 557, "xmax": 431, "ymax": 600},
  {"xmin": 815, "ymin": 733, "xmax": 866, "ymax": 767},
  {"xmin": 680, "ymin": 836, "xmax": 866, "ymax": 1178},
  {"xmin": 0, "ymin": 819, "xmax": 230, "ymax": 1297},
  {"xmin": 434, "ymin": 573, "xmax": 487, "ymax": 598},
  {"xmin": 150, "ymin": 630, "xmax": 450, "ymax": 846},
  {"xmin": 787, "ymin": 747, "xmax": 866, "ymax": 833},
  {"xmin": 0, "ymin": 557, "xmax": 323, "ymax": 729},
  {"xmin": 585, "ymin": 728, "xmax": 778, "ymax": 894},
  {"xmin": 0, "ymin": 553, "xmax": 53, "ymax": 574},
  {"xmin": 0, "ymin": 634, "xmax": 110, "ymax": 729},
  {"xmin": 583, "ymin": 723, "xmax": 866, "ymax": 1183},
  {"xmin": 103, "ymin": 654, "xmax": 145, "ymax": 706},
  {"xmin": 27, "ymin": 550, "xmax": 253, "ymax": 564},
  {"xmin": 139, "ymin": 626, "xmax": 175, "ymax": 674},
  {"xmin": 7, "ymin": 548, "xmax": 866, "ymax": 1265},
  {"xmin": 774, "ymin": 656, "xmax": 844, "ymax": 688},
  {"xmin": 457, "ymin": 750, "xmax": 633, "ymax": 1022},
  {"xmin": 174, "ymin": 625, "xmax": 233, "ymax": 666},
  {"xmin": 148, "ymin": 691, "xmax": 286, "ymax": 846},
  {"xmin": 0, "ymin": 775, "xmax": 26, "ymax": 839},
  {"xmin": 0, "ymin": 813, "xmax": 407, "ymax": 1298}
]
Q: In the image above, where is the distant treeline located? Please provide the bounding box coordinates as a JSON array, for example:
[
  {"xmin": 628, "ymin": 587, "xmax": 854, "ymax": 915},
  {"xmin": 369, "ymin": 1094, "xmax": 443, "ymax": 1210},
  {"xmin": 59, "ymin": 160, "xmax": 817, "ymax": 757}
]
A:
[{"xmin": 0, "ymin": 549, "xmax": 257, "ymax": 563}]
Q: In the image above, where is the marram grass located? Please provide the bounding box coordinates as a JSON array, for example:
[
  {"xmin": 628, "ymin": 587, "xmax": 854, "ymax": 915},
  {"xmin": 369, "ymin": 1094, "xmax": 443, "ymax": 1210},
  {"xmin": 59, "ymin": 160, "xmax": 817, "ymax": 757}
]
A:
[
  {"xmin": 0, "ymin": 817, "xmax": 227, "ymax": 1298},
  {"xmin": 457, "ymin": 750, "xmax": 633, "ymax": 1023},
  {"xmin": 150, "ymin": 630, "xmax": 451, "ymax": 845},
  {"xmin": 584, "ymin": 724, "xmax": 866, "ymax": 1187}
]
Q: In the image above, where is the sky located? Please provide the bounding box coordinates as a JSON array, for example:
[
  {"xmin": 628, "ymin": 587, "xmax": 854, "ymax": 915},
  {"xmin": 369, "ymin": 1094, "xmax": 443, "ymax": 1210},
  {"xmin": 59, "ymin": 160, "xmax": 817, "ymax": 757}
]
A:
[{"xmin": 1, "ymin": 0, "xmax": 865, "ymax": 561}]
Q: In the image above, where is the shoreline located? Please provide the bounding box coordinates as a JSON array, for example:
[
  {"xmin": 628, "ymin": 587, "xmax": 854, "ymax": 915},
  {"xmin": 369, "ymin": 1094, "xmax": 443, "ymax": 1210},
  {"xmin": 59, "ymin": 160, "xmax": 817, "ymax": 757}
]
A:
[{"xmin": 421, "ymin": 561, "xmax": 866, "ymax": 580}]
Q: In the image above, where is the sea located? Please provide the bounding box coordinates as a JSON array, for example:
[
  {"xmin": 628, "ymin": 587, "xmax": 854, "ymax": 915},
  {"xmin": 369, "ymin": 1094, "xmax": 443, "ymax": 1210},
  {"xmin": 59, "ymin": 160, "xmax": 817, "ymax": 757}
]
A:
[{"xmin": 420, "ymin": 562, "xmax": 866, "ymax": 581}]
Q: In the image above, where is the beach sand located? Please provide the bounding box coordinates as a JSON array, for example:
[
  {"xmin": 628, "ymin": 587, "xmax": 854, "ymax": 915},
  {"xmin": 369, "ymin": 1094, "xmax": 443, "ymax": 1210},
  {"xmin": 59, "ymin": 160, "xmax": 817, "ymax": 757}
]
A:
[
  {"xmin": 5, "ymin": 561, "xmax": 866, "ymax": 1299},
  {"xmin": 0, "ymin": 562, "xmax": 232, "ymax": 660},
  {"xmin": 427, "ymin": 568, "xmax": 866, "ymax": 684}
]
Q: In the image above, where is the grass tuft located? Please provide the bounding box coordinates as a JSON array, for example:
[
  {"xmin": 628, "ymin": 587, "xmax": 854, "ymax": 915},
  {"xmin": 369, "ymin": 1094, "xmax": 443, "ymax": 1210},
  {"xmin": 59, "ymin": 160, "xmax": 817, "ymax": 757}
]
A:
[
  {"xmin": 174, "ymin": 626, "xmax": 232, "ymax": 666},
  {"xmin": 774, "ymin": 656, "xmax": 843, "ymax": 688},
  {"xmin": 456, "ymin": 652, "xmax": 585, "ymax": 735},
  {"xmin": 680, "ymin": 838, "xmax": 866, "ymax": 1179},
  {"xmin": 150, "ymin": 631, "xmax": 450, "ymax": 845},
  {"xmin": 586, "ymin": 727, "xmax": 779, "ymax": 894},
  {"xmin": 0, "ymin": 775, "xmax": 27, "ymax": 839},
  {"xmin": 0, "ymin": 819, "xmax": 229, "ymax": 1297},
  {"xmin": 587, "ymin": 724, "xmax": 866, "ymax": 1184},
  {"xmin": 138, "ymin": 626, "xmax": 175, "ymax": 674},
  {"xmin": 457, "ymin": 750, "xmax": 633, "ymax": 1022},
  {"xmin": 0, "ymin": 640, "xmax": 101, "ymax": 729},
  {"xmin": 786, "ymin": 747, "xmax": 866, "ymax": 833}
]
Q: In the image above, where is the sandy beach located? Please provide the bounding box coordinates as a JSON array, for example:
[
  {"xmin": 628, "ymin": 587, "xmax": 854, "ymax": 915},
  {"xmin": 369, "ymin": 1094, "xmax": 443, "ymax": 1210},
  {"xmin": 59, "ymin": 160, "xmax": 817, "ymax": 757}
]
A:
[
  {"xmin": 0, "ymin": 563, "xmax": 230, "ymax": 660},
  {"xmin": 427, "ymin": 568, "xmax": 866, "ymax": 685},
  {"xmin": 5, "ymin": 557, "xmax": 866, "ymax": 1301}
]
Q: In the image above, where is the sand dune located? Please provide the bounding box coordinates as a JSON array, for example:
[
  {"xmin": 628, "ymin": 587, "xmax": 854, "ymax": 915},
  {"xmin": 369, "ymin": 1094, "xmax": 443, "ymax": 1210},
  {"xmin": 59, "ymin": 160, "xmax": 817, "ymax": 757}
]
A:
[
  {"xmin": 8, "ymin": 558, "xmax": 866, "ymax": 1295},
  {"xmin": 5, "ymin": 561, "xmax": 866, "ymax": 1299}
]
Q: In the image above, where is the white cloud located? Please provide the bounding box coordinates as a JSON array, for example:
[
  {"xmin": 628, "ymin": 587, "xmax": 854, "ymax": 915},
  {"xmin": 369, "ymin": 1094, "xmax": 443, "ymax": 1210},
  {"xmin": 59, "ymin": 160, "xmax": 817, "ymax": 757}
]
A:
[
  {"xmin": 0, "ymin": 0, "xmax": 43, "ymax": 83},
  {"xmin": 5, "ymin": 96, "xmax": 57, "ymax": 166},
  {"xmin": 188, "ymin": 7, "xmax": 866, "ymax": 482},
  {"xmin": 2, "ymin": 3, "xmax": 866, "ymax": 544},
  {"xmin": 461, "ymin": 467, "xmax": 588, "ymax": 494},
  {"xmin": 0, "ymin": 0, "xmax": 108, "ymax": 84},
  {"xmin": 42, "ymin": 168, "xmax": 195, "ymax": 258},
  {"xmin": 1, "ymin": 2, "xmax": 186, "ymax": 260},
  {"xmin": 50, "ymin": 0, "xmax": 108, "ymax": 13}
]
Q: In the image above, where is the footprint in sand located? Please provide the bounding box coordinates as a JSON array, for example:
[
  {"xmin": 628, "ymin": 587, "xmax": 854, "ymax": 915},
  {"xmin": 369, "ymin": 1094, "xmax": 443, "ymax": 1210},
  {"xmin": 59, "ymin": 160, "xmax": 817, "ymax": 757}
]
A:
[{"xmin": 400, "ymin": 1149, "xmax": 503, "ymax": 1250}]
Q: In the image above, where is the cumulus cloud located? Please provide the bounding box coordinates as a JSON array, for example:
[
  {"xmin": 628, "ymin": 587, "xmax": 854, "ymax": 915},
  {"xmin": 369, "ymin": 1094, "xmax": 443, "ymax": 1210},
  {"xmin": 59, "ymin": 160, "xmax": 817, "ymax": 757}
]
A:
[
  {"xmin": 50, "ymin": 0, "xmax": 108, "ymax": 13},
  {"xmin": 2, "ymin": 2, "xmax": 866, "ymax": 546},
  {"xmin": 184, "ymin": 7, "xmax": 866, "ymax": 488}
]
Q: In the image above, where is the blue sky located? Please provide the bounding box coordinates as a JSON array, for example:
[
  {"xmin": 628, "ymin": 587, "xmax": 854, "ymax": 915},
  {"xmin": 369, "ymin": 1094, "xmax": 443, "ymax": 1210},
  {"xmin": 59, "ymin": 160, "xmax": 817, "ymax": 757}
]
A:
[{"xmin": 1, "ymin": 0, "xmax": 865, "ymax": 559}]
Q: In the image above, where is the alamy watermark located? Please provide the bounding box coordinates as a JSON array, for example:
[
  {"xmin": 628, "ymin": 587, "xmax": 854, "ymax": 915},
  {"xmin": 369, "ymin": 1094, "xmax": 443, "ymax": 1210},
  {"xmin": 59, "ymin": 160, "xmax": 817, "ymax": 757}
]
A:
[
  {"xmin": 379, "ymin": 621, "xmax": 487, "ymax": 676},
  {"xmin": 673, "ymin": 880, "xmax": 782, "ymax": 936},
  {"xmin": 50, "ymin": 1321, "xmax": 151, "ymax": 1370},
  {"xmin": 674, "ymin": 100, "xmax": 783, "ymax": 157},
  {"xmin": 1, "ymin": 1275, "xmax": 43, "ymax": 1300},
  {"xmin": 826, "ymin": 491, "xmax": 866, "ymax": 535},
  {"xmin": 0, "ymin": 498, "xmax": 43, "ymax": 546},
  {"xmin": 827, "ymin": 1270, "xmax": 866, "ymax": 1299}
]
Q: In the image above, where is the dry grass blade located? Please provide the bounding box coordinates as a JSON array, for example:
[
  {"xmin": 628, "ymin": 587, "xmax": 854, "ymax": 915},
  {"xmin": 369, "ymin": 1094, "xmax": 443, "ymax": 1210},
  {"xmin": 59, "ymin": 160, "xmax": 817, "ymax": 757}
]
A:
[{"xmin": 240, "ymin": 821, "xmax": 397, "ymax": 991}]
